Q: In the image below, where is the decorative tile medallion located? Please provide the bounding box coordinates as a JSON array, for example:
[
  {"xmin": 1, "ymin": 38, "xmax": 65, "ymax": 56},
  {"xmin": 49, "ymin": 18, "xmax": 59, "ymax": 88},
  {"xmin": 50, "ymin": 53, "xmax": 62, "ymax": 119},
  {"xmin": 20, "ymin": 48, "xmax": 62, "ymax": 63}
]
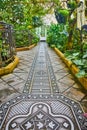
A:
[{"xmin": 0, "ymin": 94, "xmax": 87, "ymax": 130}]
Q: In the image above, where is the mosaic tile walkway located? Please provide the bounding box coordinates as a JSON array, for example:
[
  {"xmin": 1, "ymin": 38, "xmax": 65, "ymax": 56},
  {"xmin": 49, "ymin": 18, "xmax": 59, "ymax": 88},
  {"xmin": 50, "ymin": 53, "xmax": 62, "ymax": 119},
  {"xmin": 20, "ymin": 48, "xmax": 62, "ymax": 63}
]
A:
[
  {"xmin": 23, "ymin": 42, "xmax": 58, "ymax": 94},
  {"xmin": 0, "ymin": 42, "xmax": 87, "ymax": 130}
]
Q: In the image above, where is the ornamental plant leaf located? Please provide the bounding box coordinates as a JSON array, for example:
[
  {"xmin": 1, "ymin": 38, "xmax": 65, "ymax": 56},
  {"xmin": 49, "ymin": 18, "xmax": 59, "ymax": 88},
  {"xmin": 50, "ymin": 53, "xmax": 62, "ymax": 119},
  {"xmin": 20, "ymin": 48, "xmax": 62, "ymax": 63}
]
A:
[
  {"xmin": 83, "ymin": 60, "xmax": 87, "ymax": 68},
  {"xmin": 83, "ymin": 53, "xmax": 87, "ymax": 58},
  {"xmin": 73, "ymin": 60, "xmax": 84, "ymax": 66},
  {"xmin": 76, "ymin": 70, "xmax": 86, "ymax": 78},
  {"xmin": 72, "ymin": 52, "xmax": 79, "ymax": 56}
]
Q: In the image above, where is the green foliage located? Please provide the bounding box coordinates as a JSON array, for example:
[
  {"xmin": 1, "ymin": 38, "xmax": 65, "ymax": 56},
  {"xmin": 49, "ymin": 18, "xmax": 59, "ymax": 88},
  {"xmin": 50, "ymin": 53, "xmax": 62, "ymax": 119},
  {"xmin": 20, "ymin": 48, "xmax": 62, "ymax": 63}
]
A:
[
  {"xmin": 15, "ymin": 31, "xmax": 28, "ymax": 48},
  {"xmin": 15, "ymin": 29, "xmax": 39, "ymax": 48},
  {"xmin": 32, "ymin": 16, "xmax": 43, "ymax": 28},
  {"xmin": 64, "ymin": 51, "xmax": 80, "ymax": 60},
  {"xmin": 63, "ymin": 21, "xmax": 87, "ymax": 77},
  {"xmin": 76, "ymin": 70, "xmax": 86, "ymax": 78},
  {"xmin": 0, "ymin": 0, "xmax": 60, "ymax": 30},
  {"xmin": 55, "ymin": 9, "xmax": 69, "ymax": 24},
  {"xmin": 67, "ymin": 1, "xmax": 77, "ymax": 10},
  {"xmin": 47, "ymin": 22, "xmax": 87, "ymax": 78},
  {"xmin": 47, "ymin": 24, "xmax": 68, "ymax": 51},
  {"xmin": 64, "ymin": 50, "xmax": 87, "ymax": 77},
  {"xmin": 58, "ymin": 9, "xmax": 69, "ymax": 16},
  {"xmin": 32, "ymin": 35, "xmax": 39, "ymax": 44}
]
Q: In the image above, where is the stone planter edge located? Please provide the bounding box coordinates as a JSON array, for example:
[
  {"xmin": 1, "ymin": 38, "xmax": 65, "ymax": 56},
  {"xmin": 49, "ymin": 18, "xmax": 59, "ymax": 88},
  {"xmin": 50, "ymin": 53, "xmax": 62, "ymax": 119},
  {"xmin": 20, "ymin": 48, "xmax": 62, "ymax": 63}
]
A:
[
  {"xmin": 0, "ymin": 56, "xmax": 19, "ymax": 76},
  {"xmin": 0, "ymin": 44, "xmax": 36, "ymax": 76},
  {"xmin": 54, "ymin": 47, "xmax": 87, "ymax": 90},
  {"xmin": 16, "ymin": 44, "xmax": 36, "ymax": 51}
]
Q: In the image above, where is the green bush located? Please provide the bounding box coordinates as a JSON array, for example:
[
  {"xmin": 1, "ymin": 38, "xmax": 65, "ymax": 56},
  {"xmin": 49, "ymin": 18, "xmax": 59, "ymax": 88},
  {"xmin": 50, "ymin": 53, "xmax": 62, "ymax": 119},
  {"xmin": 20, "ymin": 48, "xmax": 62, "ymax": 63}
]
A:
[
  {"xmin": 47, "ymin": 23, "xmax": 87, "ymax": 78},
  {"xmin": 15, "ymin": 29, "xmax": 39, "ymax": 48},
  {"xmin": 47, "ymin": 24, "xmax": 68, "ymax": 52}
]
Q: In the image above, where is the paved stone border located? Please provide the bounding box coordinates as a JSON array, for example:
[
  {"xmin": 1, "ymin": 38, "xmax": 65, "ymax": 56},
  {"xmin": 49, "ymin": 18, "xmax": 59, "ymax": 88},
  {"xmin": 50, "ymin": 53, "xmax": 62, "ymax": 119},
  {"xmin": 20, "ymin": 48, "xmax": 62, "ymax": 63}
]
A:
[
  {"xmin": 0, "ymin": 56, "xmax": 19, "ymax": 76},
  {"xmin": 16, "ymin": 44, "xmax": 36, "ymax": 51}
]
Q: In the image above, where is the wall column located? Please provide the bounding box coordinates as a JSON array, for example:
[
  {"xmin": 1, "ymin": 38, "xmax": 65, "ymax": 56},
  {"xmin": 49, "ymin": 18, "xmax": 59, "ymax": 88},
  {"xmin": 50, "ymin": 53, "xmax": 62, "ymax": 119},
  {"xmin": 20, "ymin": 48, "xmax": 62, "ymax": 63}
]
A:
[{"xmin": 77, "ymin": 0, "xmax": 85, "ymax": 29}]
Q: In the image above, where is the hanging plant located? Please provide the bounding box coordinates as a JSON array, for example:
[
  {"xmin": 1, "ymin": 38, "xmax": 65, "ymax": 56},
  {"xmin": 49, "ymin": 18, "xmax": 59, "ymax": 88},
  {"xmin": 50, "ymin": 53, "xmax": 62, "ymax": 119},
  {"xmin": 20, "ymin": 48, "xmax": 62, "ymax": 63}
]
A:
[
  {"xmin": 55, "ymin": 9, "xmax": 69, "ymax": 24},
  {"xmin": 67, "ymin": 1, "xmax": 77, "ymax": 10}
]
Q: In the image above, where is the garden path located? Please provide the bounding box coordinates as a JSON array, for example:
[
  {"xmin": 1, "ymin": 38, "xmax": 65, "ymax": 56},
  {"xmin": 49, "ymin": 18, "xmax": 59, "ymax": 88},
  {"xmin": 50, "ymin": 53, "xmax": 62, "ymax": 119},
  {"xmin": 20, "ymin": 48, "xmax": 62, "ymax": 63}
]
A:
[{"xmin": 0, "ymin": 42, "xmax": 87, "ymax": 130}]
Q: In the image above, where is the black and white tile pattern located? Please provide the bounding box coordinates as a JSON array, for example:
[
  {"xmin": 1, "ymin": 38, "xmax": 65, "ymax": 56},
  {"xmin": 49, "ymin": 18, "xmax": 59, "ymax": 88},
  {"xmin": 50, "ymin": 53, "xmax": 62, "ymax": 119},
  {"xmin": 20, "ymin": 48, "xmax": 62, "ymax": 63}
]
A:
[
  {"xmin": 23, "ymin": 42, "xmax": 59, "ymax": 94},
  {"xmin": 0, "ymin": 42, "xmax": 87, "ymax": 130},
  {"xmin": 0, "ymin": 94, "xmax": 87, "ymax": 130}
]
